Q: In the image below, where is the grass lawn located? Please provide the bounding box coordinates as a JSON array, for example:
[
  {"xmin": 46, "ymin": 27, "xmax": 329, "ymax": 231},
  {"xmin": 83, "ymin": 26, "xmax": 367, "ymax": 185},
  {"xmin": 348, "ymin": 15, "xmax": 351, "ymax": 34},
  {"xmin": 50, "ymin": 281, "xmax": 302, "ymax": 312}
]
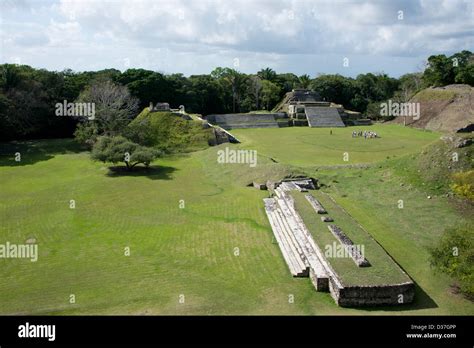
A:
[
  {"xmin": 231, "ymin": 125, "xmax": 440, "ymax": 167},
  {"xmin": 0, "ymin": 140, "xmax": 332, "ymax": 315},
  {"xmin": 0, "ymin": 124, "xmax": 473, "ymax": 315},
  {"xmin": 290, "ymin": 190, "xmax": 411, "ymax": 287}
]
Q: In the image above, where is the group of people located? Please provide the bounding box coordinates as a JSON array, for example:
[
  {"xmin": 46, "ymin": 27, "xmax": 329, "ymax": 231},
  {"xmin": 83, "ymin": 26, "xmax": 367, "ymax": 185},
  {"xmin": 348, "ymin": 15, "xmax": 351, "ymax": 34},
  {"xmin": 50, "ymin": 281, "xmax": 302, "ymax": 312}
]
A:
[{"xmin": 352, "ymin": 130, "xmax": 379, "ymax": 139}]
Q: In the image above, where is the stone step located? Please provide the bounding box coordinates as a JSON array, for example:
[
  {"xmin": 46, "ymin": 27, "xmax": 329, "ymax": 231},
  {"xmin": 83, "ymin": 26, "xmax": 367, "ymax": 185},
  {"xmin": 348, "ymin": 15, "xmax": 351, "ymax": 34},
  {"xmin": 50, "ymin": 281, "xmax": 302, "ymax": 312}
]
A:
[
  {"xmin": 277, "ymin": 199, "xmax": 328, "ymax": 286},
  {"xmin": 273, "ymin": 206, "xmax": 308, "ymax": 269},
  {"xmin": 276, "ymin": 197, "xmax": 329, "ymax": 283},
  {"xmin": 264, "ymin": 202, "xmax": 300, "ymax": 276},
  {"xmin": 264, "ymin": 199, "xmax": 298, "ymax": 272},
  {"xmin": 264, "ymin": 199, "xmax": 308, "ymax": 277},
  {"xmin": 265, "ymin": 189, "xmax": 338, "ymax": 292},
  {"xmin": 305, "ymin": 107, "xmax": 345, "ymax": 128},
  {"xmin": 273, "ymin": 209, "xmax": 308, "ymax": 275}
]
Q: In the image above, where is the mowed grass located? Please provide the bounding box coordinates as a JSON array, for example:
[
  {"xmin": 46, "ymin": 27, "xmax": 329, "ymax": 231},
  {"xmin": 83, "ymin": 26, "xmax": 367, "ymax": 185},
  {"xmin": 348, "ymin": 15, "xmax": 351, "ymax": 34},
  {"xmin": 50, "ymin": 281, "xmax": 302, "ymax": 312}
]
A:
[
  {"xmin": 305, "ymin": 164, "xmax": 474, "ymax": 314},
  {"xmin": 0, "ymin": 122, "xmax": 473, "ymax": 315},
  {"xmin": 290, "ymin": 191, "xmax": 410, "ymax": 287},
  {"xmin": 231, "ymin": 125, "xmax": 440, "ymax": 167},
  {"xmin": 0, "ymin": 140, "xmax": 338, "ymax": 315}
]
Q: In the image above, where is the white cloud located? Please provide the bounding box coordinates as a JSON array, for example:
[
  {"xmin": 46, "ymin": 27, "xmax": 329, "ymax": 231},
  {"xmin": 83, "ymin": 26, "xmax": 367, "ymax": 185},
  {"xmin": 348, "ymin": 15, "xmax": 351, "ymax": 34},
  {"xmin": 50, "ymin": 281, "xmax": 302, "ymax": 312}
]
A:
[
  {"xmin": 46, "ymin": 20, "xmax": 82, "ymax": 46},
  {"xmin": 0, "ymin": 0, "xmax": 472, "ymax": 76}
]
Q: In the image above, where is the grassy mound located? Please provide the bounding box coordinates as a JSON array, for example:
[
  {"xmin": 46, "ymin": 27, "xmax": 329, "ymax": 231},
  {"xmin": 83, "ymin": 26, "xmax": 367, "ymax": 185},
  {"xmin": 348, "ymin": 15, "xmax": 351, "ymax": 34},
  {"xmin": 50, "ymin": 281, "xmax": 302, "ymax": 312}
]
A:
[
  {"xmin": 390, "ymin": 134, "xmax": 473, "ymax": 196},
  {"xmin": 127, "ymin": 108, "xmax": 214, "ymax": 153},
  {"xmin": 412, "ymin": 88, "xmax": 457, "ymax": 102}
]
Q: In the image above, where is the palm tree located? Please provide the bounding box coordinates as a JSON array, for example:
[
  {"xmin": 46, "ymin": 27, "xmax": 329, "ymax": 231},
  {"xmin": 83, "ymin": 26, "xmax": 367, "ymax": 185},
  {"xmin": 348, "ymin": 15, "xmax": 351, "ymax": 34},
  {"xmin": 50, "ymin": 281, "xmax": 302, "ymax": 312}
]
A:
[
  {"xmin": 221, "ymin": 68, "xmax": 248, "ymax": 112},
  {"xmin": 298, "ymin": 74, "xmax": 312, "ymax": 89},
  {"xmin": 249, "ymin": 75, "xmax": 262, "ymax": 110},
  {"xmin": 257, "ymin": 67, "xmax": 277, "ymax": 82}
]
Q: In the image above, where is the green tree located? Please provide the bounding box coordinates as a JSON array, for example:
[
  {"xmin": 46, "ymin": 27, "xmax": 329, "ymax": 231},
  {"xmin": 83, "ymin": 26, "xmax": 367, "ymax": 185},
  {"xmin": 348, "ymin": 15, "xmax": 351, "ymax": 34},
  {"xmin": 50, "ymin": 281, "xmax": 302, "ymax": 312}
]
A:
[
  {"xmin": 422, "ymin": 54, "xmax": 455, "ymax": 87},
  {"xmin": 311, "ymin": 74, "xmax": 356, "ymax": 108},
  {"xmin": 275, "ymin": 73, "xmax": 299, "ymax": 95},
  {"xmin": 74, "ymin": 78, "xmax": 138, "ymax": 144},
  {"xmin": 248, "ymin": 75, "xmax": 263, "ymax": 110},
  {"xmin": 451, "ymin": 50, "xmax": 473, "ymax": 85},
  {"xmin": 261, "ymin": 80, "xmax": 281, "ymax": 110},
  {"xmin": 121, "ymin": 70, "xmax": 169, "ymax": 108},
  {"xmin": 297, "ymin": 74, "xmax": 312, "ymax": 89},
  {"xmin": 187, "ymin": 74, "xmax": 225, "ymax": 114},
  {"xmin": 0, "ymin": 64, "xmax": 22, "ymax": 91},
  {"xmin": 257, "ymin": 67, "xmax": 277, "ymax": 82},
  {"xmin": 91, "ymin": 135, "xmax": 161, "ymax": 170},
  {"xmin": 213, "ymin": 68, "xmax": 248, "ymax": 112},
  {"xmin": 397, "ymin": 73, "xmax": 422, "ymax": 100}
]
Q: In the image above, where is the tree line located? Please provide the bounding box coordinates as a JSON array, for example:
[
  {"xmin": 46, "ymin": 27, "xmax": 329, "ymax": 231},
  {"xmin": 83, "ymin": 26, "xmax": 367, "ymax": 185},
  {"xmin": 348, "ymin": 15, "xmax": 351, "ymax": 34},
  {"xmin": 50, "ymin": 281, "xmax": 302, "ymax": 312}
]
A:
[{"xmin": 0, "ymin": 50, "xmax": 472, "ymax": 141}]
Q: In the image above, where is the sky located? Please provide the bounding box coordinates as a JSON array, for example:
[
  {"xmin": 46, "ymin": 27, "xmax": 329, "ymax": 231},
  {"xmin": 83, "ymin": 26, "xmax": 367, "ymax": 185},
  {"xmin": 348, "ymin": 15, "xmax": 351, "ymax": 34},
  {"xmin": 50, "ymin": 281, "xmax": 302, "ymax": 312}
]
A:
[{"xmin": 0, "ymin": 0, "xmax": 473, "ymax": 77}]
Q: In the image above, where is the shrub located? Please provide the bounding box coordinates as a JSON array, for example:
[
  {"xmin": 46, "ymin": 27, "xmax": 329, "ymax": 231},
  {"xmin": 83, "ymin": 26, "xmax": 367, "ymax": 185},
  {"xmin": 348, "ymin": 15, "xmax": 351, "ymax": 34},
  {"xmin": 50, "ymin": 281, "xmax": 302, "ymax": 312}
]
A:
[
  {"xmin": 429, "ymin": 224, "xmax": 474, "ymax": 299},
  {"xmin": 451, "ymin": 170, "xmax": 474, "ymax": 201}
]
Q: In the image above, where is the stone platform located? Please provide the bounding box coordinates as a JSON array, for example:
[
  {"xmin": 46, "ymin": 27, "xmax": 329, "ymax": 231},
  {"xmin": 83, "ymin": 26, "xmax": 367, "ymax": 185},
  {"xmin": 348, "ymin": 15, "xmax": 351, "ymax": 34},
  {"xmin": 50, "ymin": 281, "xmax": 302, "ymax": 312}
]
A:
[{"xmin": 263, "ymin": 180, "xmax": 415, "ymax": 307}]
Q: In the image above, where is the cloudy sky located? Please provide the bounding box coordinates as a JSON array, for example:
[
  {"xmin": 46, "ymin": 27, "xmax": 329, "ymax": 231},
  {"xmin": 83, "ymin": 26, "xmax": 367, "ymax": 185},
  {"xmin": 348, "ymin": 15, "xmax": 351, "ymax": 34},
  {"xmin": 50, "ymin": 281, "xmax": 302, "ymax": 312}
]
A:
[{"xmin": 0, "ymin": 0, "xmax": 473, "ymax": 77}]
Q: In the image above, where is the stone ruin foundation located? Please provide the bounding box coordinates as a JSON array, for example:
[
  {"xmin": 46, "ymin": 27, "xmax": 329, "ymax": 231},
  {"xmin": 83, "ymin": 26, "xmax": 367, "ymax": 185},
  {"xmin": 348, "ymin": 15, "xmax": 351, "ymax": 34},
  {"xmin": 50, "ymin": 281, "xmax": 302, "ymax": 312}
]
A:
[{"xmin": 262, "ymin": 178, "xmax": 415, "ymax": 307}]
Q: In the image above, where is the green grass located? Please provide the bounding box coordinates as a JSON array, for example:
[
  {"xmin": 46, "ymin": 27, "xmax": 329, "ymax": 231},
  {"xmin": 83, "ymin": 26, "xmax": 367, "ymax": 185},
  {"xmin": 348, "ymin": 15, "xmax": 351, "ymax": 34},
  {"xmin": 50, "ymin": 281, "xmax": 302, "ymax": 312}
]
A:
[
  {"xmin": 231, "ymin": 125, "xmax": 440, "ymax": 167},
  {"xmin": 412, "ymin": 89, "xmax": 457, "ymax": 102},
  {"xmin": 306, "ymin": 163, "xmax": 474, "ymax": 313},
  {"xmin": 127, "ymin": 109, "xmax": 213, "ymax": 152},
  {"xmin": 0, "ymin": 123, "xmax": 473, "ymax": 315},
  {"xmin": 290, "ymin": 190, "xmax": 410, "ymax": 286},
  {"xmin": 0, "ymin": 140, "xmax": 331, "ymax": 315}
]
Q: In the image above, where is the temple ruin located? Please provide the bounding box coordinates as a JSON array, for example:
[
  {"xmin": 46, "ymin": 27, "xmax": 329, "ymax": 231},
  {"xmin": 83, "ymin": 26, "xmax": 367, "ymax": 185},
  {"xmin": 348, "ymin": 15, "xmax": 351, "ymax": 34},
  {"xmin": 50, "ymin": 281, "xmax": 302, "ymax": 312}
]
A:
[
  {"xmin": 204, "ymin": 89, "xmax": 366, "ymax": 130},
  {"xmin": 263, "ymin": 179, "xmax": 415, "ymax": 307}
]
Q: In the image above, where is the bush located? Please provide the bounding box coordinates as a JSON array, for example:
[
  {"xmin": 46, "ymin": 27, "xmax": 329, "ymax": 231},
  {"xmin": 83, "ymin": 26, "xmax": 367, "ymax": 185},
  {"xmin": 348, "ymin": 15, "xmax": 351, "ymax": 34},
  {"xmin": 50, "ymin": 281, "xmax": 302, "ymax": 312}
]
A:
[
  {"xmin": 451, "ymin": 170, "xmax": 474, "ymax": 201},
  {"xmin": 429, "ymin": 224, "xmax": 474, "ymax": 299}
]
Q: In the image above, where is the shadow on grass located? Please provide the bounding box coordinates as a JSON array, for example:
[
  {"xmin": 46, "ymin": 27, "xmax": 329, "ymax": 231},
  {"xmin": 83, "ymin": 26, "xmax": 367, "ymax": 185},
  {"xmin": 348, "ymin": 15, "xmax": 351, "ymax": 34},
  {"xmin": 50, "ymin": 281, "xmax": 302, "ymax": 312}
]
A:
[
  {"xmin": 105, "ymin": 165, "xmax": 177, "ymax": 180},
  {"xmin": 356, "ymin": 280, "xmax": 438, "ymax": 312},
  {"xmin": 0, "ymin": 138, "xmax": 85, "ymax": 166}
]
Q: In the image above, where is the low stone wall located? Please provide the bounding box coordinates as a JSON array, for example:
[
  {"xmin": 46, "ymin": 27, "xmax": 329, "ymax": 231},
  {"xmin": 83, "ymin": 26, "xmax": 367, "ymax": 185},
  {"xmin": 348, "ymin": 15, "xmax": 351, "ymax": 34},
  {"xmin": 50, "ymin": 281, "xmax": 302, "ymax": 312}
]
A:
[
  {"xmin": 331, "ymin": 281, "xmax": 415, "ymax": 307},
  {"xmin": 327, "ymin": 224, "xmax": 370, "ymax": 267},
  {"xmin": 305, "ymin": 194, "xmax": 327, "ymax": 214}
]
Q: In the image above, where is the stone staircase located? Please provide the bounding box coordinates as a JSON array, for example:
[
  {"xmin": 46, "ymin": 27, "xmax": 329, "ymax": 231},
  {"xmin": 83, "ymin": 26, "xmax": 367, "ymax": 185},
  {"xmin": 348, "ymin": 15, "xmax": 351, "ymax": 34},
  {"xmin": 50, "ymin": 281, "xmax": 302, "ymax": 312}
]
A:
[
  {"xmin": 264, "ymin": 198, "xmax": 308, "ymax": 277},
  {"xmin": 305, "ymin": 106, "xmax": 345, "ymax": 127},
  {"xmin": 206, "ymin": 113, "xmax": 279, "ymax": 129},
  {"xmin": 263, "ymin": 183, "xmax": 330, "ymax": 290}
]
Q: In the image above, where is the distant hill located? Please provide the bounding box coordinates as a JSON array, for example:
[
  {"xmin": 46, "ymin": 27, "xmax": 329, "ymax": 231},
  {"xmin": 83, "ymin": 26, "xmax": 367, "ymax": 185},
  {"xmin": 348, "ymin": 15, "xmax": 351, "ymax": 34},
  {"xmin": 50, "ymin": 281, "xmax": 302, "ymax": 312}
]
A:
[{"xmin": 391, "ymin": 84, "xmax": 474, "ymax": 133}]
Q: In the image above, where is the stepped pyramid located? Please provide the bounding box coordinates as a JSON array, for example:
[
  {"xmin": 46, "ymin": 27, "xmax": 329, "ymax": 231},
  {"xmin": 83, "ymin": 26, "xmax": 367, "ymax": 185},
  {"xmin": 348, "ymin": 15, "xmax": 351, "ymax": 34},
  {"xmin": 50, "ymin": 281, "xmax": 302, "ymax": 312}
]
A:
[
  {"xmin": 206, "ymin": 113, "xmax": 279, "ymax": 130},
  {"xmin": 305, "ymin": 106, "xmax": 345, "ymax": 127},
  {"xmin": 273, "ymin": 89, "xmax": 358, "ymax": 127}
]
